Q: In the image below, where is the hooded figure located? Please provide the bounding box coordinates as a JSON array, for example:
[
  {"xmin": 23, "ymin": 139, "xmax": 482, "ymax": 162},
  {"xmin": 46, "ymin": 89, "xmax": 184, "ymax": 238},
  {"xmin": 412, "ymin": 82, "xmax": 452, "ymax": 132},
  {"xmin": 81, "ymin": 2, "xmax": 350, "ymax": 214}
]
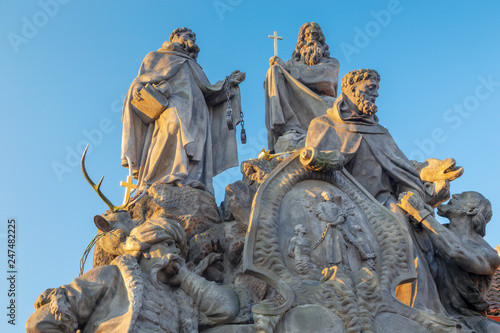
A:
[{"xmin": 306, "ymin": 69, "xmax": 425, "ymax": 206}]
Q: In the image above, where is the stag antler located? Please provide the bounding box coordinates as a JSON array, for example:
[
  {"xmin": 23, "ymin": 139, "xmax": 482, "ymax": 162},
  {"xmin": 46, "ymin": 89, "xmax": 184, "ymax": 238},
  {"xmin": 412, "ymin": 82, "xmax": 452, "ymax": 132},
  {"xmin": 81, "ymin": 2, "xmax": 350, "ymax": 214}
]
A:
[{"xmin": 81, "ymin": 144, "xmax": 140, "ymax": 212}]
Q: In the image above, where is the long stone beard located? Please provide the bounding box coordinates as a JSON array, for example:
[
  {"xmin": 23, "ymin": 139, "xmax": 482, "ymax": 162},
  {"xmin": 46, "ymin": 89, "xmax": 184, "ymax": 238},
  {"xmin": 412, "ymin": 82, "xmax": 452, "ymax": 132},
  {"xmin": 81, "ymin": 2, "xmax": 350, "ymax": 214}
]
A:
[
  {"xmin": 180, "ymin": 39, "xmax": 200, "ymax": 60},
  {"xmin": 300, "ymin": 42, "xmax": 324, "ymax": 66},
  {"xmin": 354, "ymin": 92, "xmax": 378, "ymax": 115}
]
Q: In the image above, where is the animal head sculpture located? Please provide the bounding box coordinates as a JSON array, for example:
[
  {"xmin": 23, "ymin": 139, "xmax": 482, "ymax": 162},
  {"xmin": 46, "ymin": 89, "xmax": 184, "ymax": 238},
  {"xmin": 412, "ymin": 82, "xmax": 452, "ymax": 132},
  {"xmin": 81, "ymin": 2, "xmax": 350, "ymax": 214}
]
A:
[
  {"xmin": 412, "ymin": 158, "xmax": 464, "ymax": 208},
  {"xmin": 90, "ymin": 211, "xmax": 139, "ymax": 268}
]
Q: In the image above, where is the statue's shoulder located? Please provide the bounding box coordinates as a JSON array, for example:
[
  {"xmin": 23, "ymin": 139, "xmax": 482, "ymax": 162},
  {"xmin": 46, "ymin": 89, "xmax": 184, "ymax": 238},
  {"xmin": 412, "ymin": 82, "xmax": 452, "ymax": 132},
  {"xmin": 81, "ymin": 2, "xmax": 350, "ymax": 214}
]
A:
[
  {"xmin": 312, "ymin": 112, "xmax": 337, "ymax": 126},
  {"xmin": 79, "ymin": 263, "xmax": 122, "ymax": 283},
  {"xmin": 142, "ymin": 51, "xmax": 167, "ymax": 63},
  {"xmin": 324, "ymin": 56, "xmax": 340, "ymax": 67},
  {"xmin": 284, "ymin": 57, "xmax": 305, "ymax": 69}
]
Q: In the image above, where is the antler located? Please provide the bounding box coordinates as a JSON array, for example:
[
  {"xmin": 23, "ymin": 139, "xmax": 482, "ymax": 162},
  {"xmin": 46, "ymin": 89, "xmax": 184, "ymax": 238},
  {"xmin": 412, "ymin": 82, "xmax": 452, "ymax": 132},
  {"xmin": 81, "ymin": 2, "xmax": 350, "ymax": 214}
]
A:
[{"xmin": 81, "ymin": 144, "xmax": 136, "ymax": 212}]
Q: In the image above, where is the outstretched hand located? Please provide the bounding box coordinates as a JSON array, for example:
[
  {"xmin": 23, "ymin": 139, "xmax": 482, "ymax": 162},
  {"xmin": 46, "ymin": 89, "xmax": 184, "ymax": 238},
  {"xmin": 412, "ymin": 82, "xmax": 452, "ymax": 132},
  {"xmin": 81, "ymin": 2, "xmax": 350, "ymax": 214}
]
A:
[{"xmin": 228, "ymin": 70, "xmax": 246, "ymax": 86}]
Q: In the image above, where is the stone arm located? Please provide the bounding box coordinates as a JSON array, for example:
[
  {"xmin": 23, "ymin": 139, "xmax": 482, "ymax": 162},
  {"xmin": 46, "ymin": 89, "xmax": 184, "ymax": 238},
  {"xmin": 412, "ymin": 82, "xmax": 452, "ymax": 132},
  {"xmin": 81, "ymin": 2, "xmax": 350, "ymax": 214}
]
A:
[
  {"xmin": 26, "ymin": 266, "xmax": 123, "ymax": 333},
  {"xmin": 398, "ymin": 192, "xmax": 500, "ymax": 275},
  {"xmin": 305, "ymin": 118, "xmax": 343, "ymax": 153},
  {"xmin": 178, "ymin": 266, "xmax": 240, "ymax": 324},
  {"xmin": 285, "ymin": 58, "xmax": 339, "ymax": 97},
  {"xmin": 204, "ymin": 70, "xmax": 245, "ymax": 106}
]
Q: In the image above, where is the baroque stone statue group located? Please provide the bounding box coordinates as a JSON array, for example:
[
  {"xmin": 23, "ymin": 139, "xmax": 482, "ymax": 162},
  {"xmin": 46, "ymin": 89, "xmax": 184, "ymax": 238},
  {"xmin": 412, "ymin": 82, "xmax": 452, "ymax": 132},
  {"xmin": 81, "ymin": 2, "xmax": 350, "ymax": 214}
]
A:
[{"xmin": 27, "ymin": 23, "xmax": 500, "ymax": 332}]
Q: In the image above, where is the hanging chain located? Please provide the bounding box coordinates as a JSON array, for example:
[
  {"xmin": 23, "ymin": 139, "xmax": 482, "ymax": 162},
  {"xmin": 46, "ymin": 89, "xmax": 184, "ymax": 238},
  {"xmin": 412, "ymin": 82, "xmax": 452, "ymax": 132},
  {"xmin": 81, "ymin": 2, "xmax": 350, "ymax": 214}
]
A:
[
  {"xmin": 225, "ymin": 76, "xmax": 234, "ymax": 130},
  {"xmin": 240, "ymin": 104, "xmax": 246, "ymax": 144},
  {"xmin": 225, "ymin": 75, "xmax": 246, "ymax": 144},
  {"xmin": 311, "ymin": 223, "xmax": 333, "ymax": 251},
  {"xmin": 311, "ymin": 208, "xmax": 353, "ymax": 251}
]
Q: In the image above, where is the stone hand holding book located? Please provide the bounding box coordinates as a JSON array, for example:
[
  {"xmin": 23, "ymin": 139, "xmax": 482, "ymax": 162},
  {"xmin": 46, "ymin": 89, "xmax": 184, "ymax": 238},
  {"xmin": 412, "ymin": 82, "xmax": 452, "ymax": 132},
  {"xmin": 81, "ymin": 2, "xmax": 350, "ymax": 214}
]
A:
[{"xmin": 131, "ymin": 81, "xmax": 171, "ymax": 125}]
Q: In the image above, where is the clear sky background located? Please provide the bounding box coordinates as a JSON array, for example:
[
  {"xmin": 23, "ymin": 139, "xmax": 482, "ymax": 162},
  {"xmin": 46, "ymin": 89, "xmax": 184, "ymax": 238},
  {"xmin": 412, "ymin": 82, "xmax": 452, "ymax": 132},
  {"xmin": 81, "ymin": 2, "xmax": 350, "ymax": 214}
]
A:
[{"xmin": 1, "ymin": 0, "xmax": 500, "ymax": 331}]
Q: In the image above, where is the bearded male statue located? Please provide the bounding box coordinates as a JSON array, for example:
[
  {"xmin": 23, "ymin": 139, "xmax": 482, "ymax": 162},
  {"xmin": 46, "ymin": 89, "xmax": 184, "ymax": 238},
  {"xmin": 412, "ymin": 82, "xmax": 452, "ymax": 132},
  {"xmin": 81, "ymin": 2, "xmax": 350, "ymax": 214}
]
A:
[
  {"xmin": 305, "ymin": 69, "xmax": 500, "ymax": 325},
  {"xmin": 305, "ymin": 69, "xmax": 456, "ymax": 314},
  {"xmin": 26, "ymin": 218, "xmax": 241, "ymax": 332},
  {"xmin": 121, "ymin": 27, "xmax": 245, "ymax": 195},
  {"xmin": 398, "ymin": 191, "xmax": 500, "ymax": 332},
  {"xmin": 306, "ymin": 69, "xmax": 425, "ymax": 209},
  {"xmin": 265, "ymin": 22, "xmax": 340, "ymax": 153}
]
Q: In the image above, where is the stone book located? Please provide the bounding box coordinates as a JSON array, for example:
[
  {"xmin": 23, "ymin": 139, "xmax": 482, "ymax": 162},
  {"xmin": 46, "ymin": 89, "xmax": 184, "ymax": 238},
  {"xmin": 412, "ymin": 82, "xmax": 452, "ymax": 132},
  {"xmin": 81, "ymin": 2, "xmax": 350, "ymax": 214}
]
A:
[{"xmin": 131, "ymin": 83, "xmax": 168, "ymax": 125}]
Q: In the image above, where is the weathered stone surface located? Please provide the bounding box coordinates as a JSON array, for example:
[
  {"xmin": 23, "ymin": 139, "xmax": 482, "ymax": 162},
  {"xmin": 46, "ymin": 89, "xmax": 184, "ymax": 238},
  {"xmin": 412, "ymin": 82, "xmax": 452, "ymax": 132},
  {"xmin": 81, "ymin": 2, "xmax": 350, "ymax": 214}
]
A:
[
  {"xmin": 121, "ymin": 27, "xmax": 245, "ymax": 195},
  {"xmin": 486, "ymin": 264, "xmax": 500, "ymax": 316},
  {"xmin": 399, "ymin": 191, "xmax": 500, "ymax": 331},
  {"xmin": 233, "ymin": 273, "xmax": 270, "ymax": 304},
  {"xmin": 241, "ymin": 156, "xmax": 283, "ymax": 186},
  {"xmin": 306, "ymin": 69, "xmax": 425, "ymax": 208},
  {"xmin": 224, "ymin": 221, "xmax": 248, "ymax": 268},
  {"xmin": 265, "ymin": 22, "xmax": 339, "ymax": 153},
  {"xmin": 201, "ymin": 324, "xmax": 254, "ymax": 333},
  {"xmin": 412, "ymin": 158, "xmax": 464, "ymax": 208},
  {"xmin": 92, "ymin": 211, "xmax": 139, "ymax": 267},
  {"xmin": 373, "ymin": 313, "xmax": 427, "ymax": 333},
  {"xmin": 276, "ymin": 305, "xmax": 345, "ymax": 333},
  {"xmin": 28, "ymin": 218, "xmax": 242, "ymax": 332},
  {"xmin": 188, "ymin": 224, "xmax": 226, "ymax": 264},
  {"xmin": 242, "ymin": 148, "xmax": 465, "ymax": 332},
  {"xmin": 30, "ymin": 22, "xmax": 500, "ymax": 333},
  {"xmin": 130, "ymin": 182, "xmax": 221, "ymax": 239},
  {"xmin": 223, "ymin": 181, "xmax": 256, "ymax": 224},
  {"xmin": 273, "ymin": 131, "xmax": 305, "ymax": 154}
]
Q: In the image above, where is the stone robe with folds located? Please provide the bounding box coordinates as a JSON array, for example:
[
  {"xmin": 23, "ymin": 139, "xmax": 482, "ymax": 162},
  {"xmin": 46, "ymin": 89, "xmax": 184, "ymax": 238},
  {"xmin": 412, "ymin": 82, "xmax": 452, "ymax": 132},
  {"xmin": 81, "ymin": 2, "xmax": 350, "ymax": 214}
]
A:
[
  {"xmin": 305, "ymin": 97, "xmax": 453, "ymax": 316},
  {"xmin": 122, "ymin": 43, "xmax": 241, "ymax": 194},
  {"xmin": 305, "ymin": 97, "xmax": 425, "ymax": 206},
  {"xmin": 265, "ymin": 57, "xmax": 339, "ymax": 152}
]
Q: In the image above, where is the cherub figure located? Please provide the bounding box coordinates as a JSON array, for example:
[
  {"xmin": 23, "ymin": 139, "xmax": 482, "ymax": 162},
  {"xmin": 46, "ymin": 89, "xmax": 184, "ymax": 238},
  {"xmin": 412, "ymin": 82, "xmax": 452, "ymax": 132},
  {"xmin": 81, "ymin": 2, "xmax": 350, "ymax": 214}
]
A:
[{"xmin": 288, "ymin": 224, "xmax": 321, "ymax": 279}]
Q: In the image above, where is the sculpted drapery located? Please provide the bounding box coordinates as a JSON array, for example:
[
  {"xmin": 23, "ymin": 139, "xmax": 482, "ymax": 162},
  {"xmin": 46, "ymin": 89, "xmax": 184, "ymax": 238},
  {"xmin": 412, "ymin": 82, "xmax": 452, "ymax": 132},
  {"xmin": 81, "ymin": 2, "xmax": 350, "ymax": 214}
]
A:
[
  {"xmin": 265, "ymin": 57, "xmax": 339, "ymax": 152},
  {"xmin": 306, "ymin": 97, "xmax": 425, "ymax": 206},
  {"xmin": 121, "ymin": 41, "xmax": 241, "ymax": 194},
  {"xmin": 265, "ymin": 22, "xmax": 339, "ymax": 152}
]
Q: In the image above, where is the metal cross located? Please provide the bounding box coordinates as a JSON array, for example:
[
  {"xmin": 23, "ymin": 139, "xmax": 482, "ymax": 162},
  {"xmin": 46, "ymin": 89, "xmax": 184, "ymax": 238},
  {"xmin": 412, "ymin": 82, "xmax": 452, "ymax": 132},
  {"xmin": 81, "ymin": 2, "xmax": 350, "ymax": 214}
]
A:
[
  {"xmin": 268, "ymin": 30, "xmax": 282, "ymax": 57},
  {"xmin": 120, "ymin": 175, "xmax": 137, "ymax": 206}
]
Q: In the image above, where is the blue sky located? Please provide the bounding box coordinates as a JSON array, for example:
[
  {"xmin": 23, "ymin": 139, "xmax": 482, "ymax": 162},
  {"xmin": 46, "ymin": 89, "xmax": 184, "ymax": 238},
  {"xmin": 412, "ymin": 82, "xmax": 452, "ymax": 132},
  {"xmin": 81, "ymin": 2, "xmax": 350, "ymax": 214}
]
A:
[{"xmin": 1, "ymin": 0, "xmax": 500, "ymax": 331}]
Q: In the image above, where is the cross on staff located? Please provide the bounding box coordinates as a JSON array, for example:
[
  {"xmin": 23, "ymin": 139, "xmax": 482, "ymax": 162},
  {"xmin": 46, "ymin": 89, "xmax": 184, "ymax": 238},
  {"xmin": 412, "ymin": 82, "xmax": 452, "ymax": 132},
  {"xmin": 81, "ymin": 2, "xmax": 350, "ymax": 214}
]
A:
[{"xmin": 268, "ymin": 30, "xmax": 282, "ymax": 57}]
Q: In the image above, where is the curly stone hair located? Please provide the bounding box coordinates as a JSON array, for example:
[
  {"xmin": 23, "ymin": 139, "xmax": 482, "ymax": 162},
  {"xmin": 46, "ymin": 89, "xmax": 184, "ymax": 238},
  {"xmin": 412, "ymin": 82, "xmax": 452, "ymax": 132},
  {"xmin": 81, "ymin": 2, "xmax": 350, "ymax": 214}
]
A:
[
  {"xmin": 292, "ymin": 22, "xmax": 330, "ymax": 61},
  {"xmin": 169, "ymin": 27, "xmax": 196, "ymax": 42},
  {"xmin": 341, "ymin": 69, "xmax": 381, "ymax": 90},
  {"xmin": 467, "ymin": 192, "xmax": 493, "ymax": 237}
]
